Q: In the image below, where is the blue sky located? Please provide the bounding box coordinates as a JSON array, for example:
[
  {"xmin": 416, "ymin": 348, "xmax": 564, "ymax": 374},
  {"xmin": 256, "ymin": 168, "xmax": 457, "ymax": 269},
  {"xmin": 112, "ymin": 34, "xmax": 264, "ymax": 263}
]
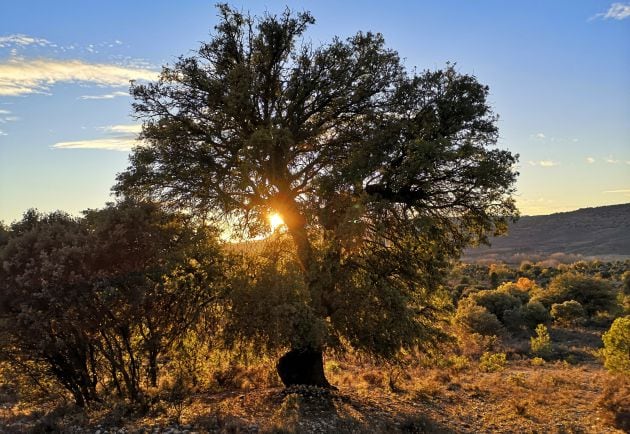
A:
[{"xmin": 0, "ymin": 1, "xmax": 629, "ymax": 223}]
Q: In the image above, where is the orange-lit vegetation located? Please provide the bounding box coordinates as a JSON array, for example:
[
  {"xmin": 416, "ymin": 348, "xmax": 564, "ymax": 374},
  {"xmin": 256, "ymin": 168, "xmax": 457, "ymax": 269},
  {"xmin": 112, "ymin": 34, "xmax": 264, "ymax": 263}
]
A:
[
  {"xmin": 1, "ymin": 4, "xmax": 629, "ymax": 433},
  {"xmin": 1, "ymin": 214, "xmax": 628, "ymax": 432}
]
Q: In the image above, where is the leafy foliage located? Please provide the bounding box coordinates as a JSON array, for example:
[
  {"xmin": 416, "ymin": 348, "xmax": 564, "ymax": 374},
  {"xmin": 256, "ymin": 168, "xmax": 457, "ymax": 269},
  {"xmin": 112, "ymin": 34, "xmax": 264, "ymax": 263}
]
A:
[
  {"xmin": 479, "ymin": 352, "xmax": 507, "ymax": 372},
  {"xmin": 551, "ymin": 300, "xmax": 586, "ymax": 326},
  {"xmin": 114, "ymin": 4, "xmax": 518, "ymax": 362},
  {"xmin": 530, "ymin": 324, "xmax": 553, "ymax": 359},
  {"xmin": 454, "ymin": 298, "xmax": 504, "ymax": 336},
  {"xmin": 602, "ymin": 316, "xmax": 630, "ymax": 374},
  {"xmin": 533, "ymin": 273, "xmax": 616, "ymax": 317},
  {"xmin": 0, "ymin": 202, "xmax": 225, "ymax": 405}
]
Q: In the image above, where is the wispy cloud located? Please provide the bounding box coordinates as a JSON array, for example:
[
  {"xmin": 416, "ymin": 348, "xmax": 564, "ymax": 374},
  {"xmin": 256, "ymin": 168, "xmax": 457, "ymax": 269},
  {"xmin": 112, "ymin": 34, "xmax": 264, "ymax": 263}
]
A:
[
  {"xmin": 534, "ymin": 132, "xmax": 545, "ymax": 140},
  {"xmin": 0, "ymin": 129, "xmax": 6, "ymax": 136},
  {"xmin": 0, "ymin": 58, "xmax": 158, "ymax": 96},
  {"xmin": 528, "ymin": 160, "xmax": 559, "ymax": 167},
  {"xmin": 585, "ymin": 157, "xmax": 595, "ymax": 164},
  {"xmin": 0, "ymin": 108, "xmax": 19, "ymax": 124},
  {"xmin": 79, "ymin": 91, "xmax": 129, "ymax": 100},
  {"xmin": 52, "ymin": 124, "xmax": 142, "ymax": 151},
  {"xmin": 52, "ymin": 137, "xmax": 138, "ymax": 151},
  {"xmin": 0, "ymin": 34, "xmax": 52, "ymax": 48},
  {"xmin": 603, "ymin": 189, "xmax": 630, "ymax": 194},
  {"xmin": 100, "ymin": 124, "xmax": 142, "ymax": 134},
  {"xmin": 605, "ymin": 156, "xmax": 620, "ymax": 164},
  {"xmin": 591, "ymin": 3, "xmax": 630, "ymax": 20}
]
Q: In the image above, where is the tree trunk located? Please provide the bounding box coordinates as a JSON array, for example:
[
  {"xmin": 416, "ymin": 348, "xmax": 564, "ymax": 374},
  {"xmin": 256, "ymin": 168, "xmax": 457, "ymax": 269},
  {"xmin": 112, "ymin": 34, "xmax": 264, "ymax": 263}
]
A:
[
  {"xmin": 148, "ymin": 347, "xmax": 158, "ymax": 387},
  {"xmin": 276, "ymin": 348, "xmax": 334, "ymax": 388},
  {"xmin": 277, "ymin": 196, "xmax": 334, "ymax": 389}
]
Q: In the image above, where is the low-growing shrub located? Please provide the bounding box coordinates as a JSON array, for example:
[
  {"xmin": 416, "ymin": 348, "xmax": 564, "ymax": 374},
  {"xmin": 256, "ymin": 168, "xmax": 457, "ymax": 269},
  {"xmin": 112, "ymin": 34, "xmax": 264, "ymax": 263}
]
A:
[
  {"xmin": 602, "ymin": 316, "xmax": 630, "ymax": 374},
  {"xmin": 530, "ymin": 324, "xmax": 553, "ymax": 359},
  {"xmin": 551, "ymin": 300, "xmax": 586, "ymax": 325},
  {"xmin": 530, "ymin": 357, "xmax": 545, "ymax": 366},
  {"xmin": 472, "ymin": 290, "xmax": 521, "ymax": 323},
  {"xmin": 447, "ymin": 355, "xmax": 470, "ymax": 372},
  {"xmin": 479, "ymin": 352, "xmax": 507, "ymax": 372},
  {"xmin": 454, "ymin": 299, "xmax": 504, "ymax": 336},
  {"xmin": 521, "ymin": 301, "xmax": 551, "ymax": 329},
  {"xmin": 533, "ymin": 273, "xmax": 616, "ymax": 316}
]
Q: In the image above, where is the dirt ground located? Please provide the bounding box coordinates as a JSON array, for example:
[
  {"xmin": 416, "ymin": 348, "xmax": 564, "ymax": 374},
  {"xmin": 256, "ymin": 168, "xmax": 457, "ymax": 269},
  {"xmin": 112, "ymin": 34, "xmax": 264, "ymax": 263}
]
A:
[{"xmin": 1, "ymin": 358, "xmax": 628, "ymax": 433}]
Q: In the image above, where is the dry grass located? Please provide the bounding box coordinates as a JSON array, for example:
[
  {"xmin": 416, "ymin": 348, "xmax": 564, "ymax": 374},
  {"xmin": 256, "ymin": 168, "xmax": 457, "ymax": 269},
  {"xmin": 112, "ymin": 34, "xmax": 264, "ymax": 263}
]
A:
[{"xmin": 1, "ymin": 325, "xmax": 627, "ymax": 433}]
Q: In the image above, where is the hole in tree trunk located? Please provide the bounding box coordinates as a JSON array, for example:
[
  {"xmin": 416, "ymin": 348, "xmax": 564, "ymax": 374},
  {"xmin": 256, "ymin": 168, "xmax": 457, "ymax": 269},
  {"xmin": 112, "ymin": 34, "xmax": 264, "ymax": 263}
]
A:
[{"xmin": 276, "ymin": 348, "xmax": 335, "ymax": 389}]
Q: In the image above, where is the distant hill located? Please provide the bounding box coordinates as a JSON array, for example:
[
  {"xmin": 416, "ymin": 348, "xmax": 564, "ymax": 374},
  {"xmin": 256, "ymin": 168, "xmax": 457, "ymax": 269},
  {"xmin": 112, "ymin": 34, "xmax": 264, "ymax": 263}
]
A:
[{"xmin": 464, "ymin": 203, "xmax": 630, "ymax": 264}]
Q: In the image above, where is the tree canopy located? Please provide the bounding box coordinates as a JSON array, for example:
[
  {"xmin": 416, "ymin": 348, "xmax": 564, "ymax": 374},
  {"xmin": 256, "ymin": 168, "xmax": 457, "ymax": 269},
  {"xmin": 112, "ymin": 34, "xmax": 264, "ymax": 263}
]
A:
[{"xmin": 115, "ymin": 4, "xmax": 518, "ymax": 385}]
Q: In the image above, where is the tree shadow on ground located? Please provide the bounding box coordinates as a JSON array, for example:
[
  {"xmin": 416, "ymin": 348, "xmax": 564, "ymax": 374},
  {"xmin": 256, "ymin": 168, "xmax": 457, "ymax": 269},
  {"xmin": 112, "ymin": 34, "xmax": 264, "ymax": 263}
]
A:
[{"xmin": 189, "ymin": 386, "xmax": 454, "ymax": 433}]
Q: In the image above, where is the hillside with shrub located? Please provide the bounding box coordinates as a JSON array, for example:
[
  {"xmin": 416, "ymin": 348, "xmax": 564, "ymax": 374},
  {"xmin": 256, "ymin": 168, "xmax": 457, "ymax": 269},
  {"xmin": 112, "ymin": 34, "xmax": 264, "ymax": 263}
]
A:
[
  {"xmin": 1, "ymin": 205, "xmax": 629, "ymax": 432},
  {"xmin": 464, "ymin": 203, "xmax": 630, "ymax": 263}
]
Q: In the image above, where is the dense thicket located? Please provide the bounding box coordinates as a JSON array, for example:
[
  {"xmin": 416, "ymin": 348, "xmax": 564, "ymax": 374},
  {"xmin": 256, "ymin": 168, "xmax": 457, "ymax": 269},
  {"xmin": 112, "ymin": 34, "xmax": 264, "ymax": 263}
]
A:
[{"xmin": 0, "ymin": 202, "xmax": 225, "ymax": 406}]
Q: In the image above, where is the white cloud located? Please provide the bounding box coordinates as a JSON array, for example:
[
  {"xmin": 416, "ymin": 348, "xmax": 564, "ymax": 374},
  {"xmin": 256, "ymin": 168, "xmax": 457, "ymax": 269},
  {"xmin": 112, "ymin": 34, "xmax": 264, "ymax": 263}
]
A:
[
  {"xmin": 79, "ymin": 91, "xmax": 129, "ymax": 100},
  {"xmin": 0, "ymin": 129, "xmax": 6, "ymax": 136},
  {"xmin": 52, "ymin": 123, "xmax": 142, "ymax": 152},
  {"xmin": 603, "ymin": 189, "xmax": 630, "ymax": 194},
  {"xmin": 528, "ymin": 160, "xmax": 559, "ymax": 167},
  {"xmin": 605, "ymin": 156, "xmax": 620, "ymax": 164},
  {"xmin": 0, "ymin": 58, "xmax": 158, "ymax": 96},
  {"xmin": 0, "ymin": 109, "xmax": 19, "ymax": 124},
  {"xmin": 100, "ymin": 124, "xmax": 142, "ymax": 134},
  {"xmin": 0, "ymin": 34, "xmax": 52, "ymax": 48},
  {"xmin": 52, "ymin": 137, "xmax": 138, "ymax": 151},
  {"xmin": 592, "ymin": 3, "xmax": 630, "ymax": 20},
  {"xmin": 534, "ymin": 132, "xmax": 545, "ymax": 140},
  {"xmin": 585, "ymin": 157, "xmax": 595, "ymax": 164}
]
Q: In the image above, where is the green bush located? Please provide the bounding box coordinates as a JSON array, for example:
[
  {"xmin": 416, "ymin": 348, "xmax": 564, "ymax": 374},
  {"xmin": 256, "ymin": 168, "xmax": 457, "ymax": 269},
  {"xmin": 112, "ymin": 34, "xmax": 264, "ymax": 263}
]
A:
[
  {"xmin": 521, "ymin": 301, "xmax": 551, "ymax": 329},
  {"xmin": 551, "ymin": 300, "xmax": 586, "ymax": 325},
  {"xmin": 530, "ymin": 324, "xmax": 553, "ymax": 359},
  {"xmin": 602, "ymin": 316, "xmax": 630, "ymax": 374},
  {"xmin": 479, "ymin": 352, "xmax": 507, "ymax": 372},
  {"xmin": 533, "ymin": 273, "xmax": 616, "ymax": 316},
  {"xmin": 471, "ymin": 290, "xmax": 521, "ymax": 323},
  {"xmin": 454, "ymin": 299, "xmax": 504, "ymax": 336}
]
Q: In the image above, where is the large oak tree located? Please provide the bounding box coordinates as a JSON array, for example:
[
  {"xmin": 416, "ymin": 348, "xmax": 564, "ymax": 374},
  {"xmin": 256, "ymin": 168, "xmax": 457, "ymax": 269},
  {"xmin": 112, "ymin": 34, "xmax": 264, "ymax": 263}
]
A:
[{"xmin": 115, "ymin": 5, "xmax": 518, "ymax": 387}]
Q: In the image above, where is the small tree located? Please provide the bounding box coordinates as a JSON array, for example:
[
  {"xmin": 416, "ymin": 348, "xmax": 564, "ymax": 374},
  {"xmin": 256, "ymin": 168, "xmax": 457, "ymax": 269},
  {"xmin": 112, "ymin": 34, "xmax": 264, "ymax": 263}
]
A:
[
  {"xmin": 115, "ymin": 4, "xmax": 518, "ymax": 387},
  {"xmin": 602, "ymin": 316, "xmax": 630, "ymax": 374},
  {"xmin": 530, "ymin": 324, "xmax": 553, "ymax": 359}
]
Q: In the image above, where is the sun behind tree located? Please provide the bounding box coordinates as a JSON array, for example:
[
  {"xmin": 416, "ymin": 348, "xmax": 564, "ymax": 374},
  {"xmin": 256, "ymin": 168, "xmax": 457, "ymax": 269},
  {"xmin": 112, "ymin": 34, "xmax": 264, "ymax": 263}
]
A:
[
  {"xmin": 115, "ymin": 4, "xmax": 518, "ymax": 388},
  {"xmin": 269, "ymin": 212, "xmax": 285, "ymax": 232}
]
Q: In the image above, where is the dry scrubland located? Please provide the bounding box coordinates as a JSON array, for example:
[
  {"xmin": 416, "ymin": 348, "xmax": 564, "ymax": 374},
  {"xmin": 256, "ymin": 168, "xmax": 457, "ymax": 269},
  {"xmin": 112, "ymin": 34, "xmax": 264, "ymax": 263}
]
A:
[{"xmin": 1, "ymin": 259, "xmax": 629, "ymax": 434}]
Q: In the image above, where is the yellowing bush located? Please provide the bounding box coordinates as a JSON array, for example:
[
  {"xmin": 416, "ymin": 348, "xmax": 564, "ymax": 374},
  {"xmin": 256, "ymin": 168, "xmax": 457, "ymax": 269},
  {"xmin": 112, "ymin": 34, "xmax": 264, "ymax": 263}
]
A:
[{"xmin": 602, "ymin": 316, "xmax": 630, "ymax": 374}]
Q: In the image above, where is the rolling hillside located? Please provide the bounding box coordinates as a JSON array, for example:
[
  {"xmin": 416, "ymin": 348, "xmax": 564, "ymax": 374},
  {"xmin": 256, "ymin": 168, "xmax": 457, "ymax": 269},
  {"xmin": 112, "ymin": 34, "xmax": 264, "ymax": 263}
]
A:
[{"xmin": 464, "ymin": 203, "xmax": 630, "ymax": 263}]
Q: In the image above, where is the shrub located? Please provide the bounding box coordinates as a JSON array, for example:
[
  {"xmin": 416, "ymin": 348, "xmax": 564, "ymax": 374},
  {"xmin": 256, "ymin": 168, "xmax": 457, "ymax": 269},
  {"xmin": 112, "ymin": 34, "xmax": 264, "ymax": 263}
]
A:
[
  {"xmin": 479, "ymin": 352, "xmax": 507, "ymax": 372},
  {"xmin": 534, "ymin": 273, "xmax": 616, "ymax": 316},
  {"xmin": 472, "ymin": 290, "xmax": 521, "ymax": 323},
  {"xmin": 551, "ymin": 300, "xmax": 586, "ymax": 325},
  {"xmin": 530, "ymin": 357, "xmax": 545, "ymax": 366},
  {"xmin": 602, "ymin": 316, "xmax": 630, "ymax": 374},
  {"xmin": 454, "ymin": 299, "xmax": 504, "ymax": 336},
  {"xmin": 521, "ymin": 301, "xmax": 551, "ymax": 329},
  {"xmin": 497, "ymin": 280, "xmax": 531, "ymax": 304},
  {"xmin": 530, "ymin": 324, "xmax": 553, "ymax": 359},
  {"xmin": 447, "ymin": 355, "xmax": 470, "ymax": 372}
]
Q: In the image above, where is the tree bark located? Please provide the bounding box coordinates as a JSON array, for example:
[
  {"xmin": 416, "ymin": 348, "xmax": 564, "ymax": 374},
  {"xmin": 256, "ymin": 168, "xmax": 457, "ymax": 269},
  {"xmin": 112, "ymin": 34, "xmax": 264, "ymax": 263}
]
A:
[
  {"xmin": 276, "ymin": 348, "xmax": 334, "ymax": 388},
  {"xmin": 277, "ymin": 195, "xmax": 335, "ymax": 388}
]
